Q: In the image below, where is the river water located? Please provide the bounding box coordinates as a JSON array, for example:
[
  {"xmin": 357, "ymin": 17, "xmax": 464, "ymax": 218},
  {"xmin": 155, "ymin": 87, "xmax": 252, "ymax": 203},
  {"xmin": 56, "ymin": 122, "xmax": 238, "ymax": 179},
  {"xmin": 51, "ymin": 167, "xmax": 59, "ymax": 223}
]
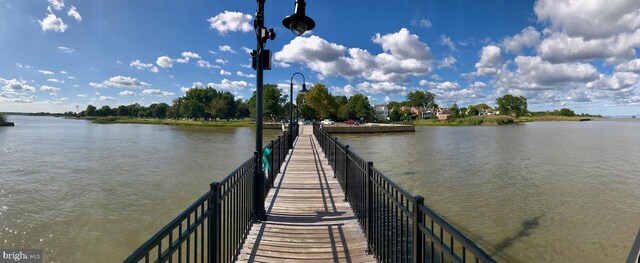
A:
[
  {"xmin": 0, "ymin": 116, "xmax": 638, "ymax": 262},
  {"xmin": 338, "ymin": 119, "xmax": 640, "ymax": 262}
]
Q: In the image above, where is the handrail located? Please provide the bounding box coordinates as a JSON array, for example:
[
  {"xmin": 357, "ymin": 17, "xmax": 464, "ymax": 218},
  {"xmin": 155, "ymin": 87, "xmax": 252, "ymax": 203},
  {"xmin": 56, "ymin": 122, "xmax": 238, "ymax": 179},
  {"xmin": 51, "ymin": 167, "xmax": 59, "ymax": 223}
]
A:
[
  {"xmin": 124, "ymin": 124, "xmax": 298, "ymax": 263},
  {"xmin": 313, "ymin": 122, "xmax": 496, "ymax": 263},
  {"xmin": 628, "ymin": 229, "xmax": 640, "ymax": 263}
]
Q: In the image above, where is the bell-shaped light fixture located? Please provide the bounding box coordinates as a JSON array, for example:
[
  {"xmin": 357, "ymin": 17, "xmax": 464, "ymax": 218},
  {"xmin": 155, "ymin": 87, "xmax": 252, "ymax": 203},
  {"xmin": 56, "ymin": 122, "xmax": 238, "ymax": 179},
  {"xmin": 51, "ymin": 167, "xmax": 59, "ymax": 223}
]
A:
[
  {"xmin": 282, "ymin": 0, "xmax": 315, "ymax": 36},
  {"xmin": 300, "ymin": 82, "xmax": 308, "ymax": 94}
]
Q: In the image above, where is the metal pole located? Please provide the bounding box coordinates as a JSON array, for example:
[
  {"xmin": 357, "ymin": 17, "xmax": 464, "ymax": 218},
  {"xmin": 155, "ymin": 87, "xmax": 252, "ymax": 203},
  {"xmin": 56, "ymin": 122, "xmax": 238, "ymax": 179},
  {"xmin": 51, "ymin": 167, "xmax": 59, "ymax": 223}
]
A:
[
  {"xmin": 253, "ymin": 0, "xmax": 267, "ymax": 222},
  {"xmin": 289, "ymin": 82, "xmax": 293, "ymax": 149},
  {"xmin": 412, "ymin": 196, "xmax": 424, "ymax": 263}
]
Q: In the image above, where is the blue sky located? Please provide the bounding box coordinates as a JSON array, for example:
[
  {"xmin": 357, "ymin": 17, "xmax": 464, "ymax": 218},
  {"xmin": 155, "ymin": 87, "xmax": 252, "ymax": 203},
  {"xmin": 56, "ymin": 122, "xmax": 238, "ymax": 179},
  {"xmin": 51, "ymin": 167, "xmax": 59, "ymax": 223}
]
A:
[{"xmin": 1, "ymin": 0, "xmax": 639, "ymax": 116}]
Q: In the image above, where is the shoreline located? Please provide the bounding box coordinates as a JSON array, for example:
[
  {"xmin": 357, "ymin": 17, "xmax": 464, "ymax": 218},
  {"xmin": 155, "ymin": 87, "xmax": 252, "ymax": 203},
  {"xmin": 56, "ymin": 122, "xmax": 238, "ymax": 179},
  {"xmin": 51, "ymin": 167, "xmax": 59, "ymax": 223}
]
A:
[{"xmin": 413, "ymin": 115, "xmax": 597, "ymax": 127}]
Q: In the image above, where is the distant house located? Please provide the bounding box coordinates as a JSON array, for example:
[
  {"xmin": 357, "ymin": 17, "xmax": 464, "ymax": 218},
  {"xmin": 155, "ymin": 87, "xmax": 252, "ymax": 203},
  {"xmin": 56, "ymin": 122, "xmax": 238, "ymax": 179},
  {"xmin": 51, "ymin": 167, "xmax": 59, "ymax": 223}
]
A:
[
  {"xmin": 436, "ymin": 107, "xmax": 451, "ymax": 120},
  {"xmin": 400, "ymin": 106, "xmax": 434, "ymax": 119},
  {"xmin": 374, "ymin": 104, "xmax": 389, "ymax": 119}
]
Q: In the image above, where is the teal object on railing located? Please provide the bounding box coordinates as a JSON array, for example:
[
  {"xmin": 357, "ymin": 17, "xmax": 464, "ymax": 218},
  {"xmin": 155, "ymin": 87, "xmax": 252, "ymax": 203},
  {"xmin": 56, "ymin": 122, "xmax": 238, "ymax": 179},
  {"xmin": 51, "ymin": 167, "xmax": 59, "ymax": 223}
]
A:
[{"xmin": 262, "ymin": 147, "xmax": 271, "ymax": 172}]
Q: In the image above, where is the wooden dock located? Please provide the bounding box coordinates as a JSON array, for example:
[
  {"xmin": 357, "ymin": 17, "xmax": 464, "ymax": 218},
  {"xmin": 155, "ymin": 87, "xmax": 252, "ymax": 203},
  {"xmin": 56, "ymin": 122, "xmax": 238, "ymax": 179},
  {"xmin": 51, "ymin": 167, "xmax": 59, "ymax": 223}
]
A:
[{"xmin": 238, "ymin": 126, "xmax": 375, "ymax": 262}]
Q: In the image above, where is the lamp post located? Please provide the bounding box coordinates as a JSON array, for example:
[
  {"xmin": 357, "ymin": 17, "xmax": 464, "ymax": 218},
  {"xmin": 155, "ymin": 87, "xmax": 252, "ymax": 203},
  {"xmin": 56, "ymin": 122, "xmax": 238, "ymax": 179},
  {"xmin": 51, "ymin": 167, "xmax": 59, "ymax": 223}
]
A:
[
  {"xmin": 251, "ymin": 0, "xmax": 315, "ymax": 221},
  {"xmin": 289, "ymin": 72, "xmax": 307, "ymax": 149}
]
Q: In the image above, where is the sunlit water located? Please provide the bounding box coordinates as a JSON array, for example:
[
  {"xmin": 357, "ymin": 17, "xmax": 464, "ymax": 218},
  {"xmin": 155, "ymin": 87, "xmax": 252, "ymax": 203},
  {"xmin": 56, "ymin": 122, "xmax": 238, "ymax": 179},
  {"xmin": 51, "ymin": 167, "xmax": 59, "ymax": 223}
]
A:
[
  {"xmin": 0, "ymin": 116, "xmax": 281, "ymax": 262},
  {"xmin": 1, "ymin": 116, "xmax": 638, "ymax": 262},
  {"xmin": 337, "ymin": 119, "xmax": 640, "ymax": 262}
]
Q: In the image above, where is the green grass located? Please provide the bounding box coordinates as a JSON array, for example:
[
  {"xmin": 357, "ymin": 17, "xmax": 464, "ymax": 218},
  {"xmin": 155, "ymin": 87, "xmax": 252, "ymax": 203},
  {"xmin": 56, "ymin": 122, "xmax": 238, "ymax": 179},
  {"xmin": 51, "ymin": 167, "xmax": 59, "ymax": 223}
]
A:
[
  {"xmin": 91, "ymin": 117, "xmax": 255, "ymax": 127},
  {"xmin": 414, "ymin": 115, "xmax": 515, "ymax": 126},
  {"xmin": 517, "ymin": 115, "xmax": 596, "ymax": 122}
]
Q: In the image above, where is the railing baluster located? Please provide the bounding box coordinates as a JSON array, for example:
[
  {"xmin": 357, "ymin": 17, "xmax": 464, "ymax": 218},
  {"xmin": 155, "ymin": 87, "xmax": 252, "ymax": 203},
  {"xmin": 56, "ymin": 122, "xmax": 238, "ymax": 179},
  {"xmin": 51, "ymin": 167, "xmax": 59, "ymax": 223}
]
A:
[
  {"xmin": 208, "ymin": 182, "xmax": 220, "ymax": 263},
  {"xmin": 412, "ymin": 196, "xmax": 424, "ymax": 263}
]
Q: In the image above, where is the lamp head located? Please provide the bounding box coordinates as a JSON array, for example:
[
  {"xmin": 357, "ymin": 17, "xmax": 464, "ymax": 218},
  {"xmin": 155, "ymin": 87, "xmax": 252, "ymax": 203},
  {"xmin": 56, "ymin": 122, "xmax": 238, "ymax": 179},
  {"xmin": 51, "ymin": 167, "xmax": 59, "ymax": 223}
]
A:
[
  {"xmin": 282, "ymin": 0, "xmax": 315, "ymax": 36},
  {"xmin": 300, "ymin": 83, "xmax": 308, "ymax": 94}
]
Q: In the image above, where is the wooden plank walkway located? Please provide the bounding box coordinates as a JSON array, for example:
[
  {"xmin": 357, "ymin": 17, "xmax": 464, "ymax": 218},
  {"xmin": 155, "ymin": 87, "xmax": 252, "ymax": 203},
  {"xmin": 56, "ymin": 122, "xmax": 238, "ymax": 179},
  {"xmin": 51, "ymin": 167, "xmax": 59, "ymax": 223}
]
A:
[{"xmin": 238, "ymin": 126, "xmax": 375, "ymax": 263}]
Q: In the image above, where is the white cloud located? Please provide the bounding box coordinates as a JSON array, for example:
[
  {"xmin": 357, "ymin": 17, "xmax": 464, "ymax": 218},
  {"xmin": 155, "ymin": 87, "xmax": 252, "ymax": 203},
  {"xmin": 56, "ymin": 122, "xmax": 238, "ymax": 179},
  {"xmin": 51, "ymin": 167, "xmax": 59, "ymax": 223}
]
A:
[
  {"xmin": 67, "ymin": 5, "xmax": 81, "ymax": 21},
  {"xmin": 142, "ymin": 89, "xmax": 174, "ymax": 97},
  {"xmin": 39, "ymin": 13, "xmax": 67, "ymax": 33},
  {"xmin": 439, "ymin": 55, "xmax": 457, "ymax": 69},
  {"xmin": 440, "ymin": 35, "xmax": 455, "ymax": 51},
  {"xmin": 534, "ymin": 0, "xmax": 640, "ymax": 39},
  {"xmin": 372, "ymin": 28, "xmax": 432, "ymax": 60},
  {"xmin": 48, "ymin": 0, "xmax": 64, "ymax": 10},
  {"xmin": 1, "ymin": 78, "xmax": 36, "ymax": 92},
  {"xmin": 47, "ymin": 78, "xmax": 65, "ymax": 83},
  {"xmin": 219, "ymin": 45, "xmax": 236, "ymax": 53},
  {"xmin": 207, "ymin": 11, "xmax": 253, "ymax": 35},
  {"xmin": 77, "ymin": 94, "xmax": 87, "ymax": 97},
  {"xmin": 130, "ymin": 60, "xmax": 159, "ymax": 73},
  {"xmin": 119, "ymin": 90, "xmax": 136, "ymax": 96},
  {"xmin": 496, "ymin": 56, "xmax": 599, "ymax": 91},
  {"xmin": 274, "ymin": 29, "xmax": 433, "ymax": 83},
  {"xmin": 420, "ymin": 80, "xmax": 460, "ymax": 90},
  {"xmin": 90, "ymin": 76, "xmax": 150, "ymax": 89},
  {"xmin": 38, "ymin": 70, "xmax": 55, "ymax": 75},
  {"xmin": 383, "ymin": 96, "xmax": 391, "ymax": 103},
  {"xmin": 411, "ymin": 18, "xmax": 432, "ymax": 28},
  {"xmin": 49, "ymin": 92, "xmax": 58, "ymax": 96},
  {"xmin": 475, "ymin": 45, "xmax": 502, "ymax": 75},
  {"xmin": 241, "ymin": 47, "xmax": 252, "ymax": 54},
  {"xmin": 236, "ymin": 71, "xmax": 256, "ymax": 78},
  {"xmin": 40, "ymin": 85, "xmax": 60, "ymax": 92},
  {"xmin": 156, "ymin": 56, "xmax": 173, "ymax": 68},
  {"xmin": 60, "ymin": 71, "xmax": 67, "ymax": 74},
  {"xmin": 99, "ymin": 96, "xmax": 116, "ymax": 101},
  {"xmin": 615, "ymin": 59, "xmax": 640, "ymax": 73},
  {"xmin": 586, "ymin": 72, "xmax": 639, "ymax": 91},
  {"xmin": 57, "ymin": 46, "xmax": 74, "ymax": 53},
  {"xmin": 502, "ymin": 26, "xmax": 541, "ymax": 54},
  {"xmin": 219, "ymin": 69, "xmax": 232, "ymax": 76},
  {"xmin": 196, "ymin": 60, "xmax": 218, "ymax": 69},
  {"xmin": 176, "ymin": 51, "xmax": 201, "ymax": 63},
  {"xmin": 537, "ymin": 30, "xmax": 640, "ymax": 63},
  {"xmin": 215, "ymin": 59, "xmax": 228, "ymax": 65},
  {"xmin": 67, "ymin": 76, "xmax": 76, "ymax": 79},
  {"xmin": 206, "ymin": 79, "xmax": 251, "ymax": 90}
]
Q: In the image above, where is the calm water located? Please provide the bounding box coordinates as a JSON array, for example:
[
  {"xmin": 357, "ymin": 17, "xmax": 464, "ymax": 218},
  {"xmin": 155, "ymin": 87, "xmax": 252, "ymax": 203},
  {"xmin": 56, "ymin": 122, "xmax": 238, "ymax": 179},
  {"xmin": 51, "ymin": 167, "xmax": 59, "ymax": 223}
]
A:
[
  {"xmin": 0, "ymin": 116, "xmax": 280, "ymax": 263},
  {"xmin": 1, "ymin": 116, "xmax": 638, "ymax": 262},
  {"xmin": 338, "ymin": 119, "xmax": 640, "ymax": 262}
]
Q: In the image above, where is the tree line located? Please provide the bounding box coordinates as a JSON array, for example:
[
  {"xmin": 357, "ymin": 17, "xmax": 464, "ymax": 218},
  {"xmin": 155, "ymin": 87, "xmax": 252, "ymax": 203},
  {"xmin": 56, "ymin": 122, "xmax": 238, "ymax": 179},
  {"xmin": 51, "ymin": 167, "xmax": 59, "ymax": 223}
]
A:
[{"xmin": 77, "ymin": 83, "xmax": 377, "ymax": 122}]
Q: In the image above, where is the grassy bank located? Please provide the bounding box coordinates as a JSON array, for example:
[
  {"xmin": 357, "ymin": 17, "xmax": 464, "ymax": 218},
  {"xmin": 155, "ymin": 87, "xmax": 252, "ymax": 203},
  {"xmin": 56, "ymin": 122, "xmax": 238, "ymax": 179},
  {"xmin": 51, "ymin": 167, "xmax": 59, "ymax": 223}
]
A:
[
  {"xmin": 414, "ymin": 115, "xmax": 515, "ymax": 126},
  {"xmin": 517, "ymin": 116, "xmax": 596, "ymax": 122},
  {"xmin": 91, "ymin": 117, "xmax": 255, "ymax": 127}
]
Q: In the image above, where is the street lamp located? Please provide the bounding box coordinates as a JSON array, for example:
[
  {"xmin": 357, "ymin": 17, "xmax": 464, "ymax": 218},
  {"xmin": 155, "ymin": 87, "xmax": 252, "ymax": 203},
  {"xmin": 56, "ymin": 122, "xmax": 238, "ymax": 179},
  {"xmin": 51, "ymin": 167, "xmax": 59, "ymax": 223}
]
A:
[
  {"xmin": 282, "ymin": 0, "xmax": 316, "ymax": 36},
  {"xmin": 251, "ymin": 0, "xmax": 315, "ymax": 221},
  {"xmin": 289, "ymin": 72, "xmax": 307, "ymax": 149}
]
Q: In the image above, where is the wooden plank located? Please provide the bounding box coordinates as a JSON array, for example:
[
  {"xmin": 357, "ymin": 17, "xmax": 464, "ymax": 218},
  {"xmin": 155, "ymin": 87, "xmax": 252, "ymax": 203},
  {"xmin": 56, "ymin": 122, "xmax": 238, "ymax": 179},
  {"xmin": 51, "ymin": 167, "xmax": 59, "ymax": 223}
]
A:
[{"xmin": 237, "ymin": 126, "xmax": 375, "ymax": 262}]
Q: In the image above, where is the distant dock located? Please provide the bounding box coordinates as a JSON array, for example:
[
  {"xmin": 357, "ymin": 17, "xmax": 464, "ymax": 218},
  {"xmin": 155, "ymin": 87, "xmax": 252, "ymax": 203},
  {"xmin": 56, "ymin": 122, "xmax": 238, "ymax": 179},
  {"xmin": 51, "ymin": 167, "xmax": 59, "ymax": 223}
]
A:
[
  {"xmin": 321, "ymin": 123, "xmax": 415, "ymax": 133},
  {"xmin": 0, "ymin": 122, "xmax": 15, "ymax": 126}
]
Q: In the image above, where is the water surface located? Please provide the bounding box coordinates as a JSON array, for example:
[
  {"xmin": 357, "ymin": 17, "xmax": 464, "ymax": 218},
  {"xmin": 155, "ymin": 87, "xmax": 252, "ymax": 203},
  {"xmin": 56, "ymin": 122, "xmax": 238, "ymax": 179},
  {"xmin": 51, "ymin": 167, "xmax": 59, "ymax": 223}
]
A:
[{"xmin": 337, "ymin": 119, "xmax": 640, "ymax": 262}]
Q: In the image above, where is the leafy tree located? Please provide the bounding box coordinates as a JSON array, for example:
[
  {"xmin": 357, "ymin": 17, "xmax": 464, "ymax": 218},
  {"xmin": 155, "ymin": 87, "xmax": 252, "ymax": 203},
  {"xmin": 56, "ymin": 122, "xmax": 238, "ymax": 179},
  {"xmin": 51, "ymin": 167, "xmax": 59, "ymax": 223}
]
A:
[
  {"xmin": 301, "ymin": 84, "xmax": 337, "ymax": 120},
  {"xmin": 180, "ymin": 99, "xmax": 204, "ymax": 119},
  {"xmin": 338, "ymin": 94, "xmax": 375, "ymax": 121},
  {"xmin": 449, "ymin": 103, "xmax": 460, "ymax": 119},
  {"xmin": 97, "ymin": 105, "xmax": 112, "ymax": 117},
  {"xmin": 235, "ymin": 99, "xmax": 250, "ymax": 119},
  {"xmin": 149, "ymin": 103, "xmax": 168, "ymax": 119},
  {"xmin": 248, "ymin": 84, "xmax": 286, "ymax": 121},
  {"xmin": 496, "ymin": 94, "xmax": 528, "ymax": 117},
  {"xmin": 406, "ymin": 91, "xmax": 435, "ymax": 109},
  {"xmin": 388, "ymin": 108, "xmax": 401, "ymax": 121},
  {"xmin": 559, "ymin": 108, "xmax": 575, "ymax": 117},
  {"xmin": 459, "ymin": 107, "xmax": 467, "ymax": 118},
  {"xmin": 467, "ymin": 106, "xmax": 480, "ymax": 116},
  {"xmin": 84, "ymin": 105, "xmax": 97, "ymax": 116},
  {"xmin": 0, "ymin": 112, "xmax": 7, "ymax": 123},
  {"xmin": 401, "ymin": 109, "xmax": 414, "ymax": 121},
  {"xmin": 116, "ymin": 105, "xmax": 130, "ymax": 117},
  {"xmin": 334, "ymin": 95, "xmax": 348, "ymax": 107},
  {"xmin": 297, "ymin": 93, "xmax": 318, "ymax": 120},
  {"xmin": 387, "ymin": 101, "xmax": 402, "ymax": 110}
]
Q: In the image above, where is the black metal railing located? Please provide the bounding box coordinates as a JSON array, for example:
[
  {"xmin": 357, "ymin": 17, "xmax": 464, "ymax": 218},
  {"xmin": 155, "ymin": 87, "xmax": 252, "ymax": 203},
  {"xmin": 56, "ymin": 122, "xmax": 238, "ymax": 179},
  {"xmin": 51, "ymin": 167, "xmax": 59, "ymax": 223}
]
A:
[
  {"xmin": 313, "ymin": 123, "xmax": 495, "ymax": 263},
  {"xmin": 124, "ymin": 123, "xmax": 298, "ymax": 263},
  {"xmin": 628, "ymin": 230, "xmax": 640, "ymax": 263}
]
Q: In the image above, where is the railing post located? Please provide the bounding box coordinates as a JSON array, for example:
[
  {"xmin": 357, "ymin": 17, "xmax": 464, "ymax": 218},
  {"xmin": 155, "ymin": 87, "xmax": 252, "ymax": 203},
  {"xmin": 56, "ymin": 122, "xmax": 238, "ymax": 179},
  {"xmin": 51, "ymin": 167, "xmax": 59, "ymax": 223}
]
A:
[
  {"xmin": 412, "ymin": 196, "xmax": 424, "ymax": 263},
  {"xmin": 343, "ymin": 145, "xmax": 349, "ymax": 202},
  {"xmin": 365, "ymin": 161, "xmax": 373, "ymax": 254},
  {"xmin": 208, "ymin": 182, "xmax": 221, "ymax": 263},
  {"xmin": 334, "ymin": 138, "xmax": 338, "ymax": 178},
  {"xmin": 270, "ymin": 139, "xmax": 275, "ymax": 188}
]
